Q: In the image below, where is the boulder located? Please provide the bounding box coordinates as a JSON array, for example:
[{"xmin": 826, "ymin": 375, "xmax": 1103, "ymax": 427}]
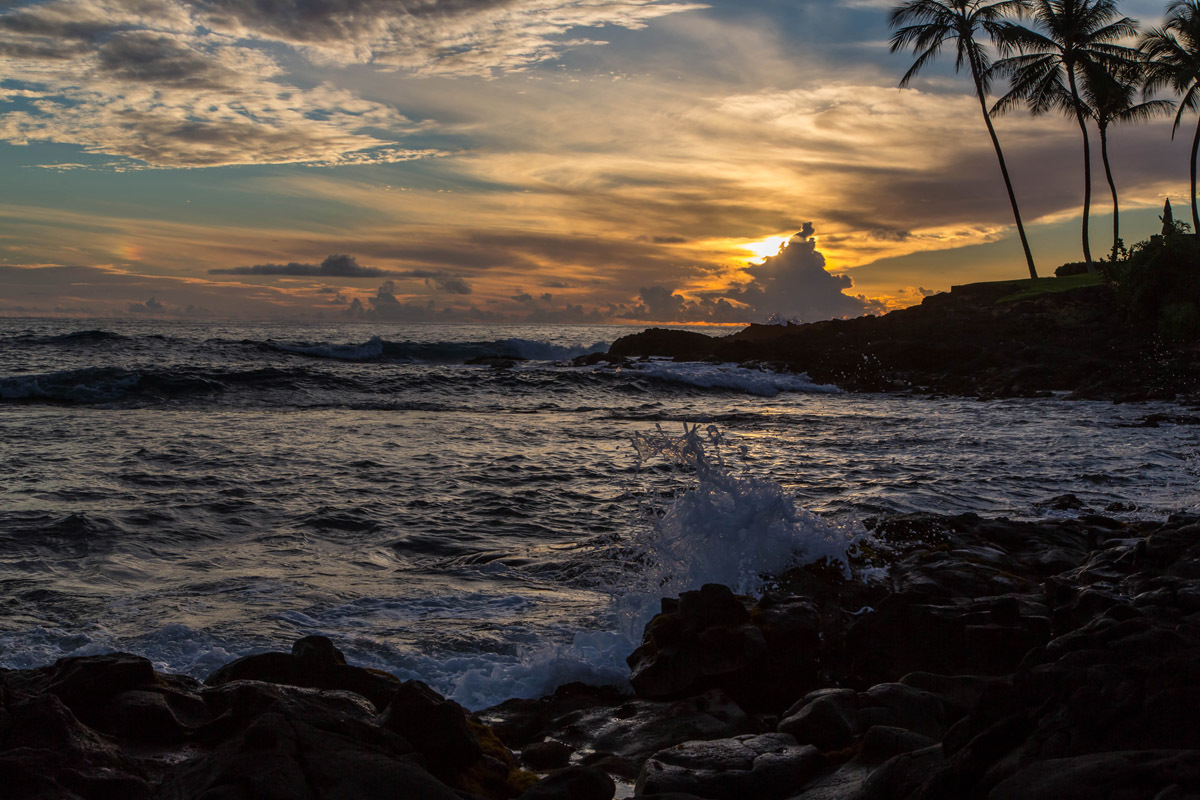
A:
[
  {"xmin": 517, "ymin": 766, "xmax": 615, "ymax": 800},
  {"xmin": 990, "ymin": 751, "xmax": 1200, "ymax": 800},
  {"xmin": 522, "ymin": 740, "xmax": 574, "ymax": 770},
  {"xmin": 637, "ymin": 733, "xmax": 823, "ymax": 800},
  {"xmin": 204, "ymin": 635, "xmax": 400, "ymax": 710}
]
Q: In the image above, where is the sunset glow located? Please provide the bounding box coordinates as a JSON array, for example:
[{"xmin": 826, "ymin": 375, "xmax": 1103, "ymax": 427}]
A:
[{"xmin": 0, "ymin": 0, "xmax": 1189, "ymax": 323}]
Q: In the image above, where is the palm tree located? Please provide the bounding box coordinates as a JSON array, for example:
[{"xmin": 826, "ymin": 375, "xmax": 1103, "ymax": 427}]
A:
[
  {"xmin": 1080, "ymin": 60, "xmax": 1174, "ymax": 259},
  {"xmin": 1141, "ymin": 0, "xmax": 1200, "ymax": 232},
  {"xmin": 890, "ymin": 0, "xmax": 1039, "ymax": 279},
  {"xmin": 991, "ymin": 0, "xmax": 1139, "ymax": 270}
]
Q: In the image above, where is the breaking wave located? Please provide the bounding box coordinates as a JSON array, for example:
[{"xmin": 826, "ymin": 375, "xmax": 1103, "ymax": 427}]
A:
[
  {"xmin": 269, "ymin": 335, "xmax": 608, "ymax": 363},
  {"xmin": 445, "ymin": 424, "xmax": 867, "ymax": 709}
]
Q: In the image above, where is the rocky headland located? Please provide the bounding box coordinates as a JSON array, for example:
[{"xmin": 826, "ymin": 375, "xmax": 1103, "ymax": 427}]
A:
[
  {"xmin": 7, "ymin": 509, "xmax": 1200, "ymax": 799},
  {"xmin": 601, "ymin": 280, "xmax": 1200, "ymax": 401}
]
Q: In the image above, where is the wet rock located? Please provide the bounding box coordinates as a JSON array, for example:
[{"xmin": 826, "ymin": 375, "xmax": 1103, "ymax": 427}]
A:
[
  {"xmin": 570, "ymin": 352, "xmax": 628, "ymax": 367},
  {"xmin": 637, "ymin": 733, "xmax": 823, "ymax": 800},
  {"xmin": 204, "ymin": 635, "xmax": 401, "ymax": 710},
  {"xmin": 608, "ymin": 328, "xmax": 717, "ymax": 360},
  {"xmin": 1037, "ymin": 493, "xmax": 1088, "ymax": 512},
  {"xmin": 479, "ymin": 683, "xmax": 631, "ymax": 750},
  {"xmin": 517, "ymin": 766, "xmax": 615, "ymax": 800},
  {"xmin": 504, "ymin": 688, "xmax": 756, "ymax": 772},
  {"xmin": 627, "ymin": 584, "xmax": 770, "ymax": 707}
]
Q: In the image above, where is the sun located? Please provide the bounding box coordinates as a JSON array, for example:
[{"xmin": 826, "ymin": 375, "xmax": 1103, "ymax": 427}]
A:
[{"xmin": 741, "ymin": 236, "xmax": 790, "ymax": 262}]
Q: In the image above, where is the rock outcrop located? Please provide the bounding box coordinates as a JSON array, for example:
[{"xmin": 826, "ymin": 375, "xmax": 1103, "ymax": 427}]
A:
[{"xmin": 604, "ymin": 282, "xmax": 1200, "ymax": 400}]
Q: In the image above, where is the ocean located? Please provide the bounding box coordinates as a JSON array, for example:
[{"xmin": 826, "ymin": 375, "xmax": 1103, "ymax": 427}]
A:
[{"xmin": 1, "ymin": 317, "xmax": 1197, "ymax": 710}]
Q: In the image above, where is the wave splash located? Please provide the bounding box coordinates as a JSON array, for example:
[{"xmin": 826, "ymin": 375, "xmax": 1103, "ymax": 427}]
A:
[{"xmin": 447, "ymin": 424, "xmax": 867, "ymax": 709}]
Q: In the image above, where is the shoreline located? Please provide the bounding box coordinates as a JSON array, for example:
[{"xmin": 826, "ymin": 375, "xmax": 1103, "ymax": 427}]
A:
[
  {"xmin": 602, "ymin": 281, "xmax": 1200, "ymax": 403},
  {"xmin": 9, "ymin": 509, "xmax": 1200, "ymax": 799}
]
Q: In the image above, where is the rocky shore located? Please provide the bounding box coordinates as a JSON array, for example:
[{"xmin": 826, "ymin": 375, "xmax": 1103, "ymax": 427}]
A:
[
  {"xmin": 600, "ymin": 281, "xmax": 1200, "ymax": 401},
  {"xmin": 6, "ymin": 509, "xmax": 1200, "ymax": 798}
]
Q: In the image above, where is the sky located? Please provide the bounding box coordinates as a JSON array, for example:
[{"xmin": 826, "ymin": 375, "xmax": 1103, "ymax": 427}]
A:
[{"xmin": 0, "ymin": 0, "xmax": 1191, "ymax": 324}]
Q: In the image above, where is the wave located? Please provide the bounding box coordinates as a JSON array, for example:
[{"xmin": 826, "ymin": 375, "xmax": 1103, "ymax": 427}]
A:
[
  {"xmin": 4, "ymin": 329, "xmax": 128, "ymax": 345},
  {"xmin": 269, "ymin": 335, "xmax": 609, "ymax": 363},
  {"xmin": 0, "ymin": 366, "xmax": 297, "ymax": 404},
  {"xmin": 445, "ymin": 424, "xmax": 870, "ymax": 709},
  {"xmin": 614, "ymin": 361, "xmax": 841, "ymax": 397}
]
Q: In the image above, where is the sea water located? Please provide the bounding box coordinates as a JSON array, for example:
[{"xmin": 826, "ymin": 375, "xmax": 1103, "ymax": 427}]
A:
[{"xmin": 1, "ymin": 317, "xmax": 1197, "ymax": 709}]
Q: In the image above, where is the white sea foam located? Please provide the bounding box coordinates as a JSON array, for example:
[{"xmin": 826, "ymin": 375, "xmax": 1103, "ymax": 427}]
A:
[
  {"xmin": 620, "ymin": 362, "xmax": 840, "ymax": 397},
  {"xmin": 441, "ymin": 424, "xmax": 867, "ymax": 708}
]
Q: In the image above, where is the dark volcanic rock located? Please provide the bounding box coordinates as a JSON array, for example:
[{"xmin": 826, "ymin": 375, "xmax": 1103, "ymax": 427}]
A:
[
  {"xmin": 608, "ymin": 328, "xmax": 718, "ymax": 360},
  {"xmin": 521, "ymin": 740, "xmax": 574, "ymax": 770},
  {"xmin": 0, "ymin": 638, "xmax": 532, "ymax": 800},
  {"xmin": 377, "ymin": 679, "xmax": 483, "ymax": 780},
  {"xmin": 637, "ymin": 733, "xmax": 824, "ymax": 800},
  {"xmin": 160, "ymin": 682, "xmax": 459, "ymax": 800},
  {"xmin": 619, "ymin": 513, "xmax": 1200, "ymax": 799},
  {"xmin": 204, "ymin": 634, "xmax": 401, "ymax": 710},
  {"xmin": 626, "ymin": 584, "xmax": 769, "ymax": 705},
  {"xmin": 481, "ymin": 685, "xmax": 758, "ymax": 775},
  {"xmin": 517, "ymin": 766, "xmax": 615, "ymax": 800}
]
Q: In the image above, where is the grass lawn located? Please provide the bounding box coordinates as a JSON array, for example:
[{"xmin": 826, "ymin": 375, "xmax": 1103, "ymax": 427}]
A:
[{"xmin": 984, "ymin": 272, "xmax": 1106, "ymax": 304}]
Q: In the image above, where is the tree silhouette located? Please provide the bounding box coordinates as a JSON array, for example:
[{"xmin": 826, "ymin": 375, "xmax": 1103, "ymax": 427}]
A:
[
  {"xmin": 992, "ymin": 0, "xmax": 1139, "ymax": 270},
  {"xmin": 1141, "ymin": 0, "xmax": 1200, "ymax": 232},
  {"xmin": 890, "ymin": 0, "xmax": 1039, "ymax": 279},
  {"xmin": 1080, "ymin": 59, "xmax": 1174, "ymax": 259}
]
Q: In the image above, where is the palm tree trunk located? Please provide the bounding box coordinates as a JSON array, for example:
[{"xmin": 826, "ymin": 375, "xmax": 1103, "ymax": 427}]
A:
[
  {"xmin": 1099, "ymin": 124, "xmax": 1119, "ymax": 261},
  {"xmin": 973, "ymin": 76, "xmax": 1038, "ymax": 279},
  {"xmin": 1067, "ymin": 68, "xmax": 1094, "ymax": 270},
  {"xmin": 1191, "ymin": 114, "xmax": 1200, "ymax": 233}
]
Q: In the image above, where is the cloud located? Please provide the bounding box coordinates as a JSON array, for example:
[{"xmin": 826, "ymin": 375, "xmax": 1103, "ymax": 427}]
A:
[
  {"xmin": 0, "ymin": 0, "xmax": 704, "ymax": 167},
  {"xmin": 0, "ymin": 263, "xmax": 367, "ymax": 319},
  {"xmin": 632, "ymin": 224, "xmax": 876, "ymax": 323},
  {"xmin": 126, "ymin": 295, "xmax": 164, "ymax": 313},
  {"xmin": 182, "ymin": 0, "xmax": 709, "ymax": 74},
  {"xmin": 431, "ymin": 275, "xmax": 472, "ymax": 295},
  {"xmin": 731, "ymin": 223, "xmax": 874, "ymax": 321},
  {"xmin": 211, "ymin": 254, "xmax": 395, "ymax": 277}
]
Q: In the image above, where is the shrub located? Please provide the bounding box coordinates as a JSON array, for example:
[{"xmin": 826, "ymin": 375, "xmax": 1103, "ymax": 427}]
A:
[
  {"xmin": 1103, "ymin": 232, "xmax": 1200, "ymax": 337},
  {"xmin": 1160, "ymin": 301, "xmax": 1200, "ymax": 342},
  {"xmin": 1055, "ymin": 261, "xmax": 1091, "ymax": 277}
]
